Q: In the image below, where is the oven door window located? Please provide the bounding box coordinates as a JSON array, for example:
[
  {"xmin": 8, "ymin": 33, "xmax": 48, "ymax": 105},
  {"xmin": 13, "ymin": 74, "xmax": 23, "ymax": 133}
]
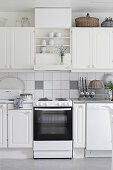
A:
[{"xmin": 34, "ymin": 108, "xmax": 72, "ymax": 141}]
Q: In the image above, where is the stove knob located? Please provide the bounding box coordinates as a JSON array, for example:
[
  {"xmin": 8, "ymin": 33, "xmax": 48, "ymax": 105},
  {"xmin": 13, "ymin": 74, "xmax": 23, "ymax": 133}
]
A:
[
  {"xmin": 58, "ymin": 103, "xmax": 62, "ymax": 106},
  {"xmin": 45, "ymin": 103, "xmax": 48, "ymax": 106},
  {"xmin": 66, "ymin": 103, "xmax": 69, "ymax": 106},
  {"xmin": 40, "ymin": 102, "xmax": 43, "ymax": 106},
  {"xmin": 63, "ymin": 102, "xmax": 66, "ymax": 106},
  {"xmin": 36, "ymin": 102, "xmax": 39, "ymax": 106}
]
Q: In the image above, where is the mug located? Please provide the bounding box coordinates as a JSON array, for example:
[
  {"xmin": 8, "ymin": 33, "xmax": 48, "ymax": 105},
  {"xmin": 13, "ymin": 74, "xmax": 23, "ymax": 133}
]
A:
[
  {"xmin": 49, "ymin": 32, "xmax": 54, "ymax": 37},
  {"xmin": 56, "ymin": 32, "xmax": 62, "ymax": 37},
  {"xmin": 41, "ymin": 47, "xmax": 46, "ymax": 53}
]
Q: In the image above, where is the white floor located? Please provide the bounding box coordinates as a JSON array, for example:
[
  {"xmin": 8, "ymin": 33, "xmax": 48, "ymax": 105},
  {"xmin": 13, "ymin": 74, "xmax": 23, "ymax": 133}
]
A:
[{"xmin": 0, "ymin": 158, "xmax": 112, "ymax": 170}]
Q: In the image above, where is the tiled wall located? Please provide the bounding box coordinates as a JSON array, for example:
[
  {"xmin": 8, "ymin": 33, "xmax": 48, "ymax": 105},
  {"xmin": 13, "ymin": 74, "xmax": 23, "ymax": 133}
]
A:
[{"xmin": 0, "ymin": 72, "xmax": 110, "ymax": 99}]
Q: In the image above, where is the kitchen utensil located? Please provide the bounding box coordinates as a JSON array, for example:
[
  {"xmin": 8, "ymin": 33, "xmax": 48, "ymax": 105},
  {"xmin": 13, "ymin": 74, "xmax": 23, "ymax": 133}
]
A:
[
  {"xmin": 49, "ymin": 32, "xmax": 54, "ymax": 37},
  {"xmin": 20, "ymin": 93, "xmax": 33, "ymax": 101},
  {"xmin": 80, "ymin": 77, "xmax": 85, "ymax": 98},
  {"xmin": 21, "ymin": 17, "xmax": 30, "ymax": 27},
  {"xmin": 89, "ymin": 80, "xmax": 104, "ymax": 89},
  {"xmin": 101, "ymin": 17, "xmax": 113, "ymax": 27},
  {"xmin": 84, "ymin": 77, "xmax": 89, "ymax": 97},
  {"xmin": 89, "ymin": 91, "xmax": 95, "ymax": 98},
  {"xmin": 0, "ymin": 17, "xmax": 8, "ymax": 27}
]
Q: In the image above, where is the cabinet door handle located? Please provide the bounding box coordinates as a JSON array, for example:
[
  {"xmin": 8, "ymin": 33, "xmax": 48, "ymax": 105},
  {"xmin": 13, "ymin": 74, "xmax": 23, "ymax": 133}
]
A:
[{"xmin": 92, "ymin": 65, "xmax": 95, "ymax": 68}]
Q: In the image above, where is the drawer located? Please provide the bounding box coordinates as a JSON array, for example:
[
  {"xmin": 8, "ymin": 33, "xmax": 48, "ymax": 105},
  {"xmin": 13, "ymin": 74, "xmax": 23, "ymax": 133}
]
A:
[
  {"xmin": 33, "ymin": 141, "xmax": 72, "ymax": 151},
  {"xmin": 8, "ymin": 103, "xmax": 33, "ymax": 110}
]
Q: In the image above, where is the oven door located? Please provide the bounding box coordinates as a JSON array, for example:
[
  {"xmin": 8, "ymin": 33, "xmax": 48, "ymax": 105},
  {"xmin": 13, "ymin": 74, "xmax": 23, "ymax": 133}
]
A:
[{"xmin": 34, "ymin": 107, "xmax": 72, "ymax": 141}]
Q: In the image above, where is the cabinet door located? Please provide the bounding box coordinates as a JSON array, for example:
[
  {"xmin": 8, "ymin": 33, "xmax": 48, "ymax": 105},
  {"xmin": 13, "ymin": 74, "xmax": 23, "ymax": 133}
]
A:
[
  {"xmin": 10, "ymin": 28, "xmax": 34, "ymax": 69},
  {"xmin": 93, "ymin": 28, "xmax": 112, "ymax": 69},
  {"xmin": 86, "ymin": 103, "xmax": 112, "ymax": 150},
  {"xmin": 72, "ymin": 28, "xmax": 92, "ymax": 69},
  {"xmin": 35, "ymin": 8, "xmax": 71, "ymax": 28},
  {"xmin": 8, "ymin": 110, "xmax": 33, "ymax": 148},
  {"xmin": 0, "ymin": 104, "xmax": 7, "ymax": 148},
  {"xmin": 0, "ymin": 28, "xmax": 10, "ymax": 69},
  {"xmin": 73, "ymin": 103, "xmax": 85, "ymax": 148}
]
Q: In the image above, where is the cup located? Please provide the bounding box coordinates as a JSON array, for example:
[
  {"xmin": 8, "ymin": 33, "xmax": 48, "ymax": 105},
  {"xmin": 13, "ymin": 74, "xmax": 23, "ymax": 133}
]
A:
[
  {"xmin": 41, "ymin": 47, "xmax": 46, "ymax": 53},
  {"xmin": 56, "ymin": 32, "xmax": 62, "ymax": 37},
  {"xmin": 49, "ymin": 32, "xmax": 54, "ymax": 38}
]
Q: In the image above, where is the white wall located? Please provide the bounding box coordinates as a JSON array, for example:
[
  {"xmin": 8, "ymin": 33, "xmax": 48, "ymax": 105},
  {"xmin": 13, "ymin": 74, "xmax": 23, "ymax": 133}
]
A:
[{"xmin": 72, "ymin": 12, "xmax": 113, "ymax": 26}]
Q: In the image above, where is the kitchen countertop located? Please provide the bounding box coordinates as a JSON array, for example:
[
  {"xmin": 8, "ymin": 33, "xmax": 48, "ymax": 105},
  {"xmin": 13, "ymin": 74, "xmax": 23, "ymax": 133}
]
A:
[
  {"xmin": 71, "ymin": 98, "xmax": 113, "ymax": 103},
  {"xmin": 0, "ymin": 100, "xmax": 33, "ymax": 104}
]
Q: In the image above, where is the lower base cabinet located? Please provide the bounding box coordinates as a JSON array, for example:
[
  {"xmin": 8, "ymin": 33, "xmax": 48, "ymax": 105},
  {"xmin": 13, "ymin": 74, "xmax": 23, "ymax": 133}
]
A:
[
  {"xmin": 0, "ymin": 104, "xmax": 33, "ymax": 149},
  {"xmin": 73, "ymin": 103, "xmax": 85, "ymax": 148},
  {"xmin": 0, "ymin": 104, "xmax": 7, "ymax": 148},
  {"xmin": 8, "ymin": 109, "xmax": 33, "ymax": 148}
]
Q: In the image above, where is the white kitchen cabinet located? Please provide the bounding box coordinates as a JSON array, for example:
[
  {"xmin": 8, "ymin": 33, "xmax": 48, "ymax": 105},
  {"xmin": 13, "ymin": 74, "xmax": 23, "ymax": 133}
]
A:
[
  {"xmin": 0, "ymin": 28, "xmax": 10, "ymax": 69},
  {"xmin": 35, "ymin": 8, "xmax": 71, "ymax": 28},
  {"xmin": 93, "ymin": 28, "xmax": 112, "ymax": 69},
  {"xmin": 86, "ymin": 103, "xmax": 112, "ymax": 151},
  {"xmin": 72, "ymin": 28, "xmax": 92, "ymax": 70},
  {"xmin": 0, "ymin": 104, "xmax": 7, "ymax": 148},
  {"xmin": 8, "ymin": 109, "xmax": 33, "ymax": 148},
  {"xmin": 73, "ymin": 103, "xmax": 85, "ymax": 148},
  {"xmin": 72, "ymin": 28, "xmax": 113, "ymax": 71},
  {"xmin": 10, "ymin": 28, "xmax": 34, "ymax": 69}
]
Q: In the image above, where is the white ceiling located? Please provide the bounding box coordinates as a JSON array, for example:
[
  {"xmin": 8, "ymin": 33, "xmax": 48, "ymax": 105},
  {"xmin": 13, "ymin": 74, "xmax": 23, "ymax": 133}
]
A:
[{"xmin": 0, "ymin": 0, "xmax": 113, "ymax": 12}]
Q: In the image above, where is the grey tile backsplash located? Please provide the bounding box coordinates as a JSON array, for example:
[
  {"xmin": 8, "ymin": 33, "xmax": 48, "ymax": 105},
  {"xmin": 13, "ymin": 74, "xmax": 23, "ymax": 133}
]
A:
[
  {"xmin": 35, "ymin": 81, "xmax": 43, "ymax": 90},
  {"xmin": 0, "ymin": 72, "xmax": 110, "ymax": 99},
  {"xmin": 70, "ymin": 81, "xmax": 78, "ymax": 89}
]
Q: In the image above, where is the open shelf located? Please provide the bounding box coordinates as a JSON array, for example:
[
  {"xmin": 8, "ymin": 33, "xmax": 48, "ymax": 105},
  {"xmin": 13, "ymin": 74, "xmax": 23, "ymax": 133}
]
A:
[{"xmin": 35, "ymin": 28, "xmax": 71, "ymax": 70}]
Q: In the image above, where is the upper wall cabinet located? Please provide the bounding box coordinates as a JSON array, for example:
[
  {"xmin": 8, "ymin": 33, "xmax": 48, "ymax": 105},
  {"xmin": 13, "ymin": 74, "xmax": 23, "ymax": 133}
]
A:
[
  {"xmin": 72, "ymin": 28, "xmax": 92, "ymax": 69},
  {"xmin": 10, "ymin": 28, "xmax": 34, "ymax": 69},
  {"xmin": 0, "ymin": 28, "xmax": 10, "ymax": 69},
  {"xmin": 93, "ymin": 28, "xmax": 112, "ymax": 69},
  {"xmin": 0, "ymin": 27, "xmax": 34, "ymax": 71},
  {"xmin": 35, "ymin": 8, "xmax": 71, "ymax": 28},
  {"xmin": 72, "ymin": 28, "xmax": 113, "ymax": 71}
]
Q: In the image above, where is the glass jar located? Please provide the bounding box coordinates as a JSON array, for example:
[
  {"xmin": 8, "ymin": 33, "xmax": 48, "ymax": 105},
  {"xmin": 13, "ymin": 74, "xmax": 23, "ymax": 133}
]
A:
[{"xmin": 21, "ymin": 17, "xmax": 30, "ymax": 27}]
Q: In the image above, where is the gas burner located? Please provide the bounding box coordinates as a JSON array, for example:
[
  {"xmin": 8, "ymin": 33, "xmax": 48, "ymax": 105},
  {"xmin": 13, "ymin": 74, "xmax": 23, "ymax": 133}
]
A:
[
  {"xmin": 38, "ymin": 98, "xmax": 52, "ymax": 101},
  {"xmin": 56, "ymin": 98, "xmax": 68, "ymax": 101}
]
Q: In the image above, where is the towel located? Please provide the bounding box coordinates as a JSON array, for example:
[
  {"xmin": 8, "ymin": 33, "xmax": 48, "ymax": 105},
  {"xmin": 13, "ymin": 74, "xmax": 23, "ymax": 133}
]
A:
[{"xmin": 14, "ymin": 98, "xmax": 23, "ymax": 109}]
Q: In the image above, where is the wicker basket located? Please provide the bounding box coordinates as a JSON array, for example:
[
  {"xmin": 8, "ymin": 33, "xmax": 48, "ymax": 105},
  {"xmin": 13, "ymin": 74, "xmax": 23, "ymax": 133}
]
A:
[{"xmin": 75, "ymin": 13, "xmax": 99, "ymax": 27}]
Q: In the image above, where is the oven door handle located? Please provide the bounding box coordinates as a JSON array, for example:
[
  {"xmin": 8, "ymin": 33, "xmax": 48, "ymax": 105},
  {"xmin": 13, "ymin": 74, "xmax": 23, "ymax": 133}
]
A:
[{"xmin": 34, "ymin": 108, "xmax": 71, "ymax": 111}]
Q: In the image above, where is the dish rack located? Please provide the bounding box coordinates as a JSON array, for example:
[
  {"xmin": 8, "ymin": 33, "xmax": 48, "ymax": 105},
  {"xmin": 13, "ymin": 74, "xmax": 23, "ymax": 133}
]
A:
[{"xmin": 78, "ymin": 79, "xmax": 110, "ymax": 101}]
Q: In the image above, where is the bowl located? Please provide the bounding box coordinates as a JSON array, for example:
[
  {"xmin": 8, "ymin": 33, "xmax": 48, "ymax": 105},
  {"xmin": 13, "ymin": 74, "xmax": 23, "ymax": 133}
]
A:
[
  {"xmin": 89, "ymin": 80, "xmax": 104, "ymax": 89},
  {"xmin": 20, "ymin": 93, "xmax": 33, "ymax": 101}
]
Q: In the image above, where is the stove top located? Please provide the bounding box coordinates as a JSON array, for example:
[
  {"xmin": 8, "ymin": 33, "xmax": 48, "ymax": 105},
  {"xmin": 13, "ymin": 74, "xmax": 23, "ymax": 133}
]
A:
[
  {"xmin": 33, "ymin": 98, "xmax": 72, "ymax": 107},
  {"xmin": 38, "ymin": 98, "xmax": 68, "ymax": 101}
]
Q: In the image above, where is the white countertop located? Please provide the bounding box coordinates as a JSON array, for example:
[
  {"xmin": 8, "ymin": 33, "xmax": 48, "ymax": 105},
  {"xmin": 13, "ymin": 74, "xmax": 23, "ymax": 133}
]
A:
[
  {"xmin": 0, "ymin": 100, "xmax": 33, "ymax": 104},
  {"xmin": 71, "ymin": 98, "xmax": 113, "ymax": 103}
]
